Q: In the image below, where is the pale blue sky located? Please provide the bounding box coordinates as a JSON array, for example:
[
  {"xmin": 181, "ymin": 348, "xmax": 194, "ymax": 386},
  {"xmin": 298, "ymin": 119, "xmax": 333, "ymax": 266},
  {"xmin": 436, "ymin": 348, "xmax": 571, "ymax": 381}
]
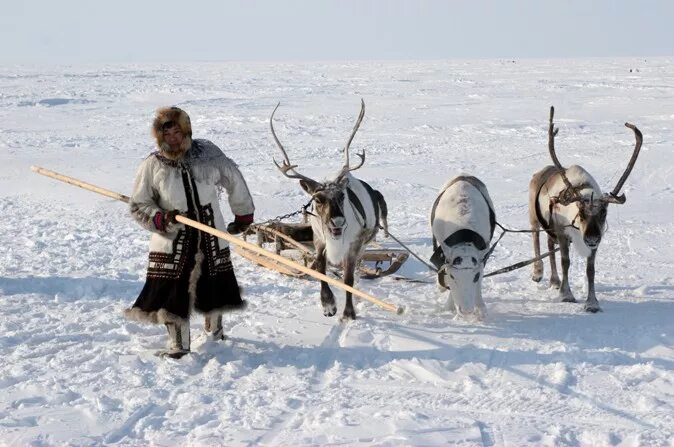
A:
[{"xmin": 1, "ymin": 0, "xmax": 672, "ymax": 63}]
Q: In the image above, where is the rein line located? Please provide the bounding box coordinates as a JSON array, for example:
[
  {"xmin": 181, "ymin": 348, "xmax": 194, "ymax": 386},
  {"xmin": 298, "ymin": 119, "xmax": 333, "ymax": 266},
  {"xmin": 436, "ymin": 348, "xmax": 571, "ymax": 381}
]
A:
[
  {"xmin": 256, "ymin": 200, "xmax": 568, "ymax": 280},
  {"xmin": 380, "ymin": 227, "xmax": 439, "ymax": 273},
  {"xmin": 385, "ymin": 219, "xmax": 567, "ymax": 280}
]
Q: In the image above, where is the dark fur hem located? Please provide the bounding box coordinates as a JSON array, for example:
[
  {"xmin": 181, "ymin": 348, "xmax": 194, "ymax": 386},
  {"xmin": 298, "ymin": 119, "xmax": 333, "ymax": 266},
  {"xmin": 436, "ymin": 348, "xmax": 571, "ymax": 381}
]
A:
[
  {"xmin": 123, "ymin": 300, "xmax": 246, "ymax": 325},
  {"xmin": 197, "ymin": 300, "xmax": 248, "ymax": 317},
  {"xmin": 123, "ymin": 307, "xmax": 188, "ymax": 325}
]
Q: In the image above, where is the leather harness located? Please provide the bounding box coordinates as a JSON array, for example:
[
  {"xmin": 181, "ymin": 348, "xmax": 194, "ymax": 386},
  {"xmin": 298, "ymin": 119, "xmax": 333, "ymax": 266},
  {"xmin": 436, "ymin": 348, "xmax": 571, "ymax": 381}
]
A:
[
  {"xmin": 346, "ymin": 180, "xmax": 380, "ymax": 229},
  {"xmin": 535, "ymin": 166, "xmax": 591, "ymax": 240},
  {"xmin": 430, "ymin": 176, "xmax": 496, "ymax": 269},
  {"xmin": 534, "ymin": 166, "xmax": 559, "ymax": 239}
]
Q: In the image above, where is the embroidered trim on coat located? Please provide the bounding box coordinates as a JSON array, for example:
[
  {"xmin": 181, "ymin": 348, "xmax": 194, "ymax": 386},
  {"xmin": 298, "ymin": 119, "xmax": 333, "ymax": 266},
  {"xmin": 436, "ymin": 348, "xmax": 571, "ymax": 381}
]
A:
[
  {"xmin": 198, "ymin": 204, "xmax": 233, "ymax": 274},
  {"xmin": 147, "ymin": 229, "xmax": 193, "ymax": 279}
]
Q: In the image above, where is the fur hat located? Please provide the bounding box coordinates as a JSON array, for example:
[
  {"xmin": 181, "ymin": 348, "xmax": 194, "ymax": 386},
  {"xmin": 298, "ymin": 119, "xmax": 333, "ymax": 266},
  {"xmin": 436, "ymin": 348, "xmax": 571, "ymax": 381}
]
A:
[{"xmin": 152, "ymin": 106, "xmax": 193, "ymax": 153}]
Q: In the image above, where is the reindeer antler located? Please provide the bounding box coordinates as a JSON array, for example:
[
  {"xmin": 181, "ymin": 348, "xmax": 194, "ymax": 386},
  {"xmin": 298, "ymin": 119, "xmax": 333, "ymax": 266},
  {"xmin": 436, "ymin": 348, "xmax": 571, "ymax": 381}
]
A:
[
  {"xmin": 269, "ymin": 102, "xmax": 316, "ymax": 183},
  {"xmin": 603, "ymin": 122, "xmax": 643, "ymax": 204},
  {"xmin": 548, "ymin": 106, "xmax": 582, "ymax": 205},
  {"xmin": 337, "ymin": 99, "xmax": 366, "ymax": 179}
]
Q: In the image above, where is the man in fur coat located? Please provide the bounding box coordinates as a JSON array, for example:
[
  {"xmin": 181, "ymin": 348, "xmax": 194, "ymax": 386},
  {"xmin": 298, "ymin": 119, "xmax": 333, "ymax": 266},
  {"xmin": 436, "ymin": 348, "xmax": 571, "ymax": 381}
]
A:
[{"xmin": 124, "ymin": 106, "xmax": 255, "ymax": 358}]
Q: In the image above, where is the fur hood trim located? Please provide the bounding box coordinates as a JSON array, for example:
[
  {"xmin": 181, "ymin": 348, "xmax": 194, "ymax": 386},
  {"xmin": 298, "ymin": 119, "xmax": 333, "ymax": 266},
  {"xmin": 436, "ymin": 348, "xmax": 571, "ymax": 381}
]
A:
[{"xmin": 152, "ymin": 106, "xmax": 193, "ymax": 153}]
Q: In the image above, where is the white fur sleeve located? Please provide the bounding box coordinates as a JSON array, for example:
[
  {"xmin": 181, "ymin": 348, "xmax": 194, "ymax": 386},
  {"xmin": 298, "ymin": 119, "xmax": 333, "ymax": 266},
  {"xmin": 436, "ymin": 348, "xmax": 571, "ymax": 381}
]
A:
[
  {"xmin": 129, "ymin": 156, "xmax": 164, "ymax": 233},
  {"xmin": 218, "ymin": 155, "xmax": 255, "ymax": 218}
]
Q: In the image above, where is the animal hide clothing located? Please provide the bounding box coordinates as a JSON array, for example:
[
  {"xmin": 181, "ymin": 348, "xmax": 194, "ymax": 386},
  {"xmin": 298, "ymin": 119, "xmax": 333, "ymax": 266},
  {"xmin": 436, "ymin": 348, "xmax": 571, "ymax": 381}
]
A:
[{"xmin": 124, "ymin": 139, "xmax": 254, "ymax": 325}]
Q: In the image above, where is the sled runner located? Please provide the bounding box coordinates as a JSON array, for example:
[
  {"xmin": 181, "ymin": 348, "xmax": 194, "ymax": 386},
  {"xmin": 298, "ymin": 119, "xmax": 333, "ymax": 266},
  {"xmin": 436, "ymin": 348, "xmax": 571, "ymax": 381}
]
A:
[{"xmin": 239, "ymin": 221, "xmax": 409, "ymax": 280}]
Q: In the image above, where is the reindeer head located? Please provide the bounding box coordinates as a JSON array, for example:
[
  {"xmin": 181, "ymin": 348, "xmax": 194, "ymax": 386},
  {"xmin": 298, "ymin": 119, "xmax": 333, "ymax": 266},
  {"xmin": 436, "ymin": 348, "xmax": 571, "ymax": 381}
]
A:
[
  {"xmin": 270, "ymin": 100, "xmax": 366, "ymax": 239},
  {"xmin": 440, "ymin": 243, "xmax": 484, "ymax": 316},
  {"xmin": 547, "ymin": 106, "xmax": 643, "ymax": 250},
  {"xmin": 300, "ymin": 180, "xmax": 348, "ymax": 237},
  {"xmin": 567, "ymin": 193, "xmax": 608, "ymax": 249}
]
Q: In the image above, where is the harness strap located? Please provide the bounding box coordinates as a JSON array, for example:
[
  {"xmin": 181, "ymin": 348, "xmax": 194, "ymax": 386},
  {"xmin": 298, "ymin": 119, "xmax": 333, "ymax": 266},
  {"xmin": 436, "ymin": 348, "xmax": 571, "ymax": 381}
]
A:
[
  {"xmin": 430, "ymin": 176, "xmax": 496, "ymax": 248},
  {"xmin": 359, "ymin": 181, "xmax": 380, "ymax": 226},
  {"xmin": 536, "ymin": 167, "xmax": 592, "ymax": 239},
  {"xmin": 346, "ymin": 187, "xmax": 366, "ymax": 228},
  {"xmin": 430, "ymin": 228, "xmax": 488, "ymax": 269},
  {"xmin": 346, "ymin": 182, "xmax": 381, "ymax": 229},
  {"xmin": 429, "ymin": 176, "xmax": 495, "ymax": 268},
  {"xmin": 444, "ymin": 228, "xmax": 488, "ymax": 250},
  {"xmin": 535, "ymin": 166, "xmax": 559, "ymax": 240}
]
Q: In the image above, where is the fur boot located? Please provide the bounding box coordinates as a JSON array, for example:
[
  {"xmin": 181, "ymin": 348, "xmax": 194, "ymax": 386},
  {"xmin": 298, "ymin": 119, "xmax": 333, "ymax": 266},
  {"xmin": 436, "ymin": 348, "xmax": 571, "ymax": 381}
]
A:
[
  {"xmin": 158, "ymin": 321, "xmax": 191, "ymax": 359},
  {"xmin": 204, "ymin": 313, "xmax": 225, "ymax": 341}
]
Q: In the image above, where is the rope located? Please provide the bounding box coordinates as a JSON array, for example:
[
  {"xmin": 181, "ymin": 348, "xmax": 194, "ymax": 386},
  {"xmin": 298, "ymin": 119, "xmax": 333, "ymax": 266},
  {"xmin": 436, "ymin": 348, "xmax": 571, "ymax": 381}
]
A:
[
  {"xmin": 383, "ymin": 220, "xmax": 565, "ymax": 280},
  {"xmin": 381, "ymin": 227, "xmax": 439, "ymax": 273},
  {"xmin": 481, "ymin": 229, "xmax": 506, "ymax": 265},
  {"xmin": 383, "ymin": 222, "xmax": 538, "ymax": 276},
  {"xmin": 253, "ymin": 202, "xmax": 566, "ymax": 281},
  {"xmin": 496, "ymin": 222, "xmax": 538, "ymax": 234},
  {"xmin": 484, "ymin": 247, "xmax": 560, "ymax": 278}
]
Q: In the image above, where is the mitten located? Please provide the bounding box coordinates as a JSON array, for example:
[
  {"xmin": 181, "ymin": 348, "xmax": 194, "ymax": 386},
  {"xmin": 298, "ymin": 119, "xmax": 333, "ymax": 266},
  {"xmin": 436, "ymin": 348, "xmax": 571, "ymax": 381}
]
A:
[
  {"xmin": 153, "ymin": 209, "xmax": 181, "ymax": 232},
  {"xmin": 227, "ymin": 214, "xmax": 253, "ymax": 234}
]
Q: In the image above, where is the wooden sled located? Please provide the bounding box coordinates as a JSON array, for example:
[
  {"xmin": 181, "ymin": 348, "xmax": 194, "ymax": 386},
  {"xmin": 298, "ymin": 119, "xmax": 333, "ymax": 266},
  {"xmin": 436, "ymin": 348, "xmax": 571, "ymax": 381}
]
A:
[{"xmin": 238, "ymin": 222, "xmax": 409, "ymax": 279}]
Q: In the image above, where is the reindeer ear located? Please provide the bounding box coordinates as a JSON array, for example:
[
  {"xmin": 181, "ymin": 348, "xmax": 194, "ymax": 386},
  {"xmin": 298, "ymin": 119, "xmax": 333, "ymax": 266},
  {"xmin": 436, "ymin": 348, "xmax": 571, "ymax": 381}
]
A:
[{"xmin": 299, "ymin": 179, "xmax": 321, "ymax": 194}]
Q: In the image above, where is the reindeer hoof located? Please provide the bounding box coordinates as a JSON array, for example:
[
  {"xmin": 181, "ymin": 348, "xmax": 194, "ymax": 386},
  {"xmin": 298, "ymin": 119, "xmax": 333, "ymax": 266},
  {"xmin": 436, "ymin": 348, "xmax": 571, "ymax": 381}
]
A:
[
  {"xmin": 474, "ymin": 307, "xmax": 487, "ymax": 321},
  {"xmin": 321, "ymin": 294, "xmax": 337, "ymax": 317},
  {"xmin": 323, "ymin": 304, "xmax": 337, "ymax": 317},
  {"xmin": 583, "ymin": 303, "xmax": 602, "ymax": 313},
  {"xmin": 561, "ymin": 296, "xmax": 577, "ymax": 303},
  {"xmin": 340, "ymin": 309, "xmax": 357, "ymax": 321},
  {"xmin": 550, "ymin": 278, "xmax": 561, "ymax": 289},
  {"xmin": 531, "ymin": 273, "xmax": 542, "ymax": 283}
]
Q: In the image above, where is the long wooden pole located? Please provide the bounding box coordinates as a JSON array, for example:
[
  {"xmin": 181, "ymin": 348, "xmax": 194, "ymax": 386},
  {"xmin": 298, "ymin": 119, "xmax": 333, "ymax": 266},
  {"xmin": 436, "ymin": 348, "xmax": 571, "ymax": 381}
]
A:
[
  {"xmin": 31, "ymin": 166, "xmax": 131, "ymax": 202},
  {"xmin": 31, "ymin": 165, "xmax": 403, "ymax": 314}
]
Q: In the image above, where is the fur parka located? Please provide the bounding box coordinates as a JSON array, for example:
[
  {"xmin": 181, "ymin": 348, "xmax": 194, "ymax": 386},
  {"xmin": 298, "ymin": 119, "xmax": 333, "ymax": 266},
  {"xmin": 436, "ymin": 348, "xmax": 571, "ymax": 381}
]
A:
[{"xmin": 124, "ymin": 138, "xmax": 254, "ymax": 325}]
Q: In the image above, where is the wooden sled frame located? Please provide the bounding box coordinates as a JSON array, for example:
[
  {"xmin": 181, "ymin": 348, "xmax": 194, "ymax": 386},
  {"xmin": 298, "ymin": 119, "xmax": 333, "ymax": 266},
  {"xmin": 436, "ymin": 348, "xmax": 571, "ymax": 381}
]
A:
[{"xmin": 240, "ymin": 222, "xmax": 409, "ymax": 280}]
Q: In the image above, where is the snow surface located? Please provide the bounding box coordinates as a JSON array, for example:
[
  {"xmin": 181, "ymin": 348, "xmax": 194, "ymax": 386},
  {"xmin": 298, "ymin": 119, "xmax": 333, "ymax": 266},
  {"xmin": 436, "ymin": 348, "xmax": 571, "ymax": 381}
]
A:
[{"xmin": 0, "ymin": 58, "xmax": 673, "ymax": 446}]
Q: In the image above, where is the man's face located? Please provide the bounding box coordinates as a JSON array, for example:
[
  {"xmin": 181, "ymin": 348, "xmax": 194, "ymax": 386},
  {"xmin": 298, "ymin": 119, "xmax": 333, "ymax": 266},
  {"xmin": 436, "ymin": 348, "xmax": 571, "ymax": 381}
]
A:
[{"xmin": 162, "ymin": 124, "xmax": 184, "ymax": 150}]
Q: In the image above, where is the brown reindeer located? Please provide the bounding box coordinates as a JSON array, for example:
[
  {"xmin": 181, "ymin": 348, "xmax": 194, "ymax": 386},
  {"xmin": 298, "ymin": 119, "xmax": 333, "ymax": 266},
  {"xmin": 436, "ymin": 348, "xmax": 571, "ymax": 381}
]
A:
[
  {"xmin": 270, "ymin": 100, "xmax": 388, "ymax": 320},
  {"xmin": 529, "ymin": 106, "xmax": 642, "ymax": 312}
]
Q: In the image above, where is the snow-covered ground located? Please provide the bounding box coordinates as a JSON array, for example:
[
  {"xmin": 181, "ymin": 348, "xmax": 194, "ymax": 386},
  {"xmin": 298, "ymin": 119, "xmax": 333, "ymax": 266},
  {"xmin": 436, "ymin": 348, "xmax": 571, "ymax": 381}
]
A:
[{"xmin": 1, "ymin": 58, "xmax": 672, "ymax": 446}]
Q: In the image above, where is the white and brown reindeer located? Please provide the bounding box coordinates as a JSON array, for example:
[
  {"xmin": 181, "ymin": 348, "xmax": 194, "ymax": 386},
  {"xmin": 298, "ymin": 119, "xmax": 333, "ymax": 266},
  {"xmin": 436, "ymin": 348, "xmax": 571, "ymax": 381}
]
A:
[
  {"xmin": 430, "ymin": 176, "xmax": 496, "ymax": 319},
  {"xmin": 269, "ymin": 100, "xmax": 389, "ymax": 320},
  {"xmin": 529, "ymin": 106, "xmax": 642, "ymax": 312}
]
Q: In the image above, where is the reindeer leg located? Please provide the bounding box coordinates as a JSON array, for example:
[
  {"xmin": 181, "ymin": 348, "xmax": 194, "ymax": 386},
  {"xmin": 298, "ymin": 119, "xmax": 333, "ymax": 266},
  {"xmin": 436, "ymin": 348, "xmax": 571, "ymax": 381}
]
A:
[
  {"xmin": 447, "ymin": 293, "xmax": 458, "ymax": 314},
  {"xmin": 584, "ymin": 249, "xmax": 601, "ymax": 313},
  {"xmin": 377, "ymin": 191, "xmax": 389, "ymax": 237},
  {"xmin": 341, "ymin": 257, "xmax": 357, "ymax": 321},
  {"xmin": 475, "ymin": 278, "xmax": 487, "ymax": 320},
  {"xmin": 558, "ymin": 236, "xmax": 576, "ymax": 303},
  {"xmin": 548, "ymin": 235, "xmax": 561, "ymax": 289},
  {"xmin": 312, "ymin": 244, "xmax": 336, "ymax": 317},
  {"xmin": 531, "ymin": 224, "xmax": 543, "ymax": 282}
]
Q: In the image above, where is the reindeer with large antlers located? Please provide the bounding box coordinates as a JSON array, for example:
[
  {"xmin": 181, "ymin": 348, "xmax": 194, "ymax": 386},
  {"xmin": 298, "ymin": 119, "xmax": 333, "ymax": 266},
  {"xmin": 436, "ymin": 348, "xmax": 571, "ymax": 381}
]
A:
[
  {"xmin": 528, "ymin": 106, "xmax": 643, "ymax": 312},
  {"xmin": 270, "ymin": 99, "xmax": 389, "ymax": 320}
]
